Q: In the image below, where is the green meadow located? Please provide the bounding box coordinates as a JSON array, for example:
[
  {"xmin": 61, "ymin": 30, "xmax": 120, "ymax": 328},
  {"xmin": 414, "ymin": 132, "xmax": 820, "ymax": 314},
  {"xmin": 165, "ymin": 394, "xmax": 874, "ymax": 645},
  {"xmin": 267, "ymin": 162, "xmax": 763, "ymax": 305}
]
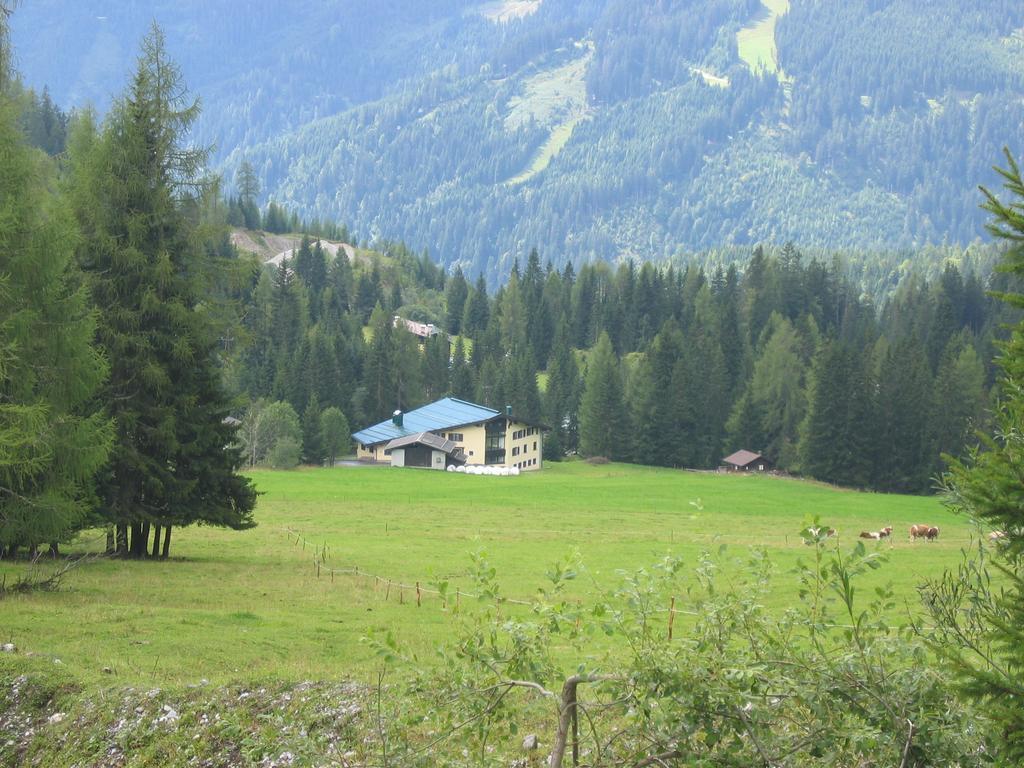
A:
[
  {"xmin": 1, "ymin": 462, "xmax": 973, "ymax": 687},
  {"xmin": 737, "ymin": 0, "xmax": 790, "ymax": 75}
]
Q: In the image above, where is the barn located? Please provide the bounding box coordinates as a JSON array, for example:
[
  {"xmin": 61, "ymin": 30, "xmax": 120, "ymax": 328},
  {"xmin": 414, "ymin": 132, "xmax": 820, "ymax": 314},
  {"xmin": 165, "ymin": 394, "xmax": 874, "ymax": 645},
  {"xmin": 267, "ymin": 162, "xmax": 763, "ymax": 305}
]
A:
[
  {"xmin": 721, "ymin": 449, "xmax": 773, "ymax": 472},
  {"xmin": 384, "ymin": 432, "xmax": 467, "ymax": 471}
]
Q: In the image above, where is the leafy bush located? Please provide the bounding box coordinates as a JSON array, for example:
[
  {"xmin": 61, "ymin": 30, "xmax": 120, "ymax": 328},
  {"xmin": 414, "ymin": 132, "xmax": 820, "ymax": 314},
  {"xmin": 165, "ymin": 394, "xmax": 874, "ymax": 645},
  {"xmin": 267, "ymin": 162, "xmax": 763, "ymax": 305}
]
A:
[
  {"xmin": 267, "ymin": 437, "xmax": 301, "ymax": 470},
  {"xmin": 371, "ymin": 524, "xmax": 992, "ymax": 765}
]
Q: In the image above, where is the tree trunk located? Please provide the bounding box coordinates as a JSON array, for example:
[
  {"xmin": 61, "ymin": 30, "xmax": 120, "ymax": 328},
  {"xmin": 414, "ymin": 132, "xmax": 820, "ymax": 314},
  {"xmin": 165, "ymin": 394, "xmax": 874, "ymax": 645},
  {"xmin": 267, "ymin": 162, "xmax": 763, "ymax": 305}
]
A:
[
  {"xmin": 116, "ymin": 524, "xmax": 128, "ymax": 556},
  {"xmin": 28, "ymin": 545, "xmax": 39, "ymax": 560},
  {"xmin": 106, "ymin": 526, "xmax": 115, "ymax": 555},
  {"xmin": 161, "ymin": 525, "xmax": 172, "ymax": 559},
  {"xmin": 129, "ymin": 523, "xmax": 146, "ymax": 558},
  {"xmin": 48, "ymin": 542, "xmax": 59, "ymax": 558},
  {"xmin": 151, "ymin": 525, "xmax": 162, "ymax": 558},
  {"xmin": 549, "ymin": 675, "xmax": 610, "ymax": 768}
]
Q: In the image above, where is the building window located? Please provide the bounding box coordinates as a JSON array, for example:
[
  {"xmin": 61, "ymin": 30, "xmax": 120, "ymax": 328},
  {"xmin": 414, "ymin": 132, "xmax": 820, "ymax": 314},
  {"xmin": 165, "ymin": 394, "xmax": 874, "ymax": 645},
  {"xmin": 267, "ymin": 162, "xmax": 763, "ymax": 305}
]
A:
[
  {"xmin": 448, "ymin": 432, "xmax": 464, "ymax": 442},
  {"xmin": 512, "ymin": 446, "xmax": 520, "ymax": 456},
  {"xmin": 468, "ymin": 450, "xmax": 474, "ymax": 456}
]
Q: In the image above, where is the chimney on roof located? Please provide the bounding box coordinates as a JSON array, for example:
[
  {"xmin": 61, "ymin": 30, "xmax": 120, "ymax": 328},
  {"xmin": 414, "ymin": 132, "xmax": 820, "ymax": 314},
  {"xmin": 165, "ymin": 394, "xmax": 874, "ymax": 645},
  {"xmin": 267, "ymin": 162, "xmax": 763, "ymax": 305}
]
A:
[
  {"xmin": 505, "ymin": 404, "xmax": 513, "ymax": 417},
  {"xmin": 392, "ymin": 410, "xmax": 403, "ymax": 427}
]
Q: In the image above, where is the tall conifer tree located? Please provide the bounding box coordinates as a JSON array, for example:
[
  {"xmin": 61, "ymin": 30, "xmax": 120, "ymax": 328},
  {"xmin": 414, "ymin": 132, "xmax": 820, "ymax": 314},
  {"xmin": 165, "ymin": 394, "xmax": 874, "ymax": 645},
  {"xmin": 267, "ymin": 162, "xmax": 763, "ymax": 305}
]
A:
[
  {"xmin": 579, "ymin": 332, "xmax": 628, "ymax": 460},
  {"xmin": 69, "ymin": 25, "xmax": 255, "ymax": 556},
  {"xmin": 0, "ymin": 17, "xmax": 111, "ymax": 555}
]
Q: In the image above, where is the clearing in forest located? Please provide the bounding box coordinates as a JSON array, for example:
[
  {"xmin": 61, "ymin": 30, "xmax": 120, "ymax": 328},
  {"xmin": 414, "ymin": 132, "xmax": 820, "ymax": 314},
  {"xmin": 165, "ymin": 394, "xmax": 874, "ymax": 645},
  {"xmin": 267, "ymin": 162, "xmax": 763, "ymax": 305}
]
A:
[
  {"xmin": 477, "ymin": 0, "xmax": 541, "ymax": 23},
  {"xmin": 737, "ymin": 0, "xmax": 790, "ymax": 75},
  {"xmin": 504, "ymin": 46, "xmax": 592, "ymax": 186}
]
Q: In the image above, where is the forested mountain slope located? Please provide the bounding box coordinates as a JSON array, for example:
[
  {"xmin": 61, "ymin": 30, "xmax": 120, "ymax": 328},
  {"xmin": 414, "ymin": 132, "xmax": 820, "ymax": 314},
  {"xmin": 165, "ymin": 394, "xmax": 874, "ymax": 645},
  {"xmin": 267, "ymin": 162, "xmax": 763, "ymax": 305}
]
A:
[{"xmin": 11, "ymin": 0, "xmax": 1024, "ymax": 283}]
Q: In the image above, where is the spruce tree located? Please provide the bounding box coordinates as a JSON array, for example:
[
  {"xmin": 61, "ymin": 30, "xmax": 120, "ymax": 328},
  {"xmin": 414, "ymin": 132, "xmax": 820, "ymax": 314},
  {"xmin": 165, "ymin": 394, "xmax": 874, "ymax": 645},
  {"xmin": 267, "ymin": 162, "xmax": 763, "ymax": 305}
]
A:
[
  {"xmin": 302, "ymin": 393, "xmax": 324, "ymax": 466},
  {"xmin": 449, "ymin": 336, "xmax": 475, "ymax": 400},
  {"xmin": 579, "ymin": 332, "xmax": 628, "ymax": 460},
  {"xmin": 938, "ymin": 150, "xmax": 1024, "ymax": 761},
  {"xmin": 461, "ymin": 274, "xmax": 490, "ymax": 337},
  {"xmin": 630, "ymin": 320, "xmax": 686, "ymax": 466},
  {"xmin": 872, "ymin": 339, "xmax": 934, "ymax": 493},
  {"xmin": 543, "ymin": 320, "xmax": 581, "ymax": 460},
  {"xmin": 445, "ymin": 266, "xmax": 468, "ymax": 334},
  {"xmin": 69, "ymin": 25, "xmax": 255, "ymax": 556}
]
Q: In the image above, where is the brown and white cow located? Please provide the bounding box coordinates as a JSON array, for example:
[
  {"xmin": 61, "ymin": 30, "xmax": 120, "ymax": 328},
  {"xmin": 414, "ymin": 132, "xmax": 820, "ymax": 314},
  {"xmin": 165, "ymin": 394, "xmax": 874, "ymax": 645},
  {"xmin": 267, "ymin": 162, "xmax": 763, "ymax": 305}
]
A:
[
  {"xmin": 925, "ymin": 526, "xmax": 940, "ymax": 540},
  {"xmin": 860, "ymin": 525, "xmax": 893, "ymax": 541},
  {"xmin": 909, "ymin": 524, "xmax": 931, "ymax": 540}
]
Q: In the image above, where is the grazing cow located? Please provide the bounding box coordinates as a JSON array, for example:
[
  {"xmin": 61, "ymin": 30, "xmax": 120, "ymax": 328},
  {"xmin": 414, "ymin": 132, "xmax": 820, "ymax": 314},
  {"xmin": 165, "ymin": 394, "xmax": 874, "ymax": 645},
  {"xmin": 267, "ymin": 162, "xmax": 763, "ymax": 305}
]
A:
[
  {"xmin": 925, "ymin": 526, "xmax": 940, "ymax": 541},
  {"xmin": 860, "ymin": 525, "xmax": 893, "ymax": 541},
  {"xmin": 909, "ymin": 524, "xmax": 931, "ymax": 540},
  {"xmin": 805, "ymin": 526, "xmax": 836, "ymax": 543}
]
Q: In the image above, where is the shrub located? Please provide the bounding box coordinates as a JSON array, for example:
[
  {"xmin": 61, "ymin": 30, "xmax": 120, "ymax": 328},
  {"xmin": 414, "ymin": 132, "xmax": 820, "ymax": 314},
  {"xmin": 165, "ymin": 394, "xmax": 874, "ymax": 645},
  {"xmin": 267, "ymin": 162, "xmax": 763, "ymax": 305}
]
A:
[{"xmin": 267, "ymin": 437, "xmax": 301, "ymax": 469}]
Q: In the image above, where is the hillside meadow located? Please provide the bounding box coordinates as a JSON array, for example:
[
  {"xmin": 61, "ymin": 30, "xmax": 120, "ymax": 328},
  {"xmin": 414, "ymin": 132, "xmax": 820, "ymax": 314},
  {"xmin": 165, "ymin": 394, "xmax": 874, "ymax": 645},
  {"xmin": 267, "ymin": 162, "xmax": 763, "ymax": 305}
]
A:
[{"xmin": 0, "ymin": 462, "xmax": 975, "ymax": 688}]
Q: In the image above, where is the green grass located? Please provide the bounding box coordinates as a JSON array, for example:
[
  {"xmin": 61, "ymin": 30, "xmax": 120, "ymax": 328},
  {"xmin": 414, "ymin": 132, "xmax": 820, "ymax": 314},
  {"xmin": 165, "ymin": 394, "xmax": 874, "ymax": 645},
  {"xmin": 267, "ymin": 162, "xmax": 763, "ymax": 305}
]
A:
[
  {"xmin": 0, "ymin": 462, "xmax": 972, "ymax": 688},
  {"xmin": 737, "ymin": 0, "xmax": 790, "ymax": 75},
  {"xmin": 504, "ymin": 45, "xmax": 592, "ymax": 185},
  {"xmin": 506, "ymin": 115, "xmax": 587, "ymax": 186}
]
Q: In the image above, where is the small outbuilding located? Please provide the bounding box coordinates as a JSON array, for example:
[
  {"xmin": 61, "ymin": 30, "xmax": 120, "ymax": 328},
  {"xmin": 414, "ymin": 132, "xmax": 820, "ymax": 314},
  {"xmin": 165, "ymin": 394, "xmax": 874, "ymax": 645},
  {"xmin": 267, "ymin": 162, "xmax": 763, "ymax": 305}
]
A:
[
  {"xmin": 384, "ymin": 431, "xmax": 467, "ymax": 470},
  {"xmin": 721, "ymin": 449, "xmax": 773, "ymax": 473}
]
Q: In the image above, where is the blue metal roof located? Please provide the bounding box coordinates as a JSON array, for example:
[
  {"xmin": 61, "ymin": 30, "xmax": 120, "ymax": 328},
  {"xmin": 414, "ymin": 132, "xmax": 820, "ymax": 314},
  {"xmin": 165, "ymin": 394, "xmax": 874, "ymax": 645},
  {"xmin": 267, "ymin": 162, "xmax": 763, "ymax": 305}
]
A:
[{"xmin": 352, "ymin": 397, "xmax": 500, "ymax": 446}]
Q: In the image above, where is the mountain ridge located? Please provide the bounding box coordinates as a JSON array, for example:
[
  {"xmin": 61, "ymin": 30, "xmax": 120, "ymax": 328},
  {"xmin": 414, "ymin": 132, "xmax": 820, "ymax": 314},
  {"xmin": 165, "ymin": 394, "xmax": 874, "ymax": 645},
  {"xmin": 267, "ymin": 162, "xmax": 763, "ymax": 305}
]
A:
[{"xmin": 10, "ymin": 0, "xmax": 1024, "ymax": 282}]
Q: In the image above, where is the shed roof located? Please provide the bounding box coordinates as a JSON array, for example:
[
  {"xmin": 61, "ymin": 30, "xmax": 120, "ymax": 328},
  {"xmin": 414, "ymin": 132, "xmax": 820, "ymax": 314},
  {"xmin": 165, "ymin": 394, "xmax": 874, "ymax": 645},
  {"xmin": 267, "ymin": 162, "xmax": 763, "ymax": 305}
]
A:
[
  {"xmin": 384, "ymin": 431, "xmax": 461, "ymax": 454},
  {"xmin": 352, "ymin": 397, "xmax": 500, "ymax": 446},
  {"xmin": 722, "ymin": 449, "xmax": 767, "ymax": 467}
]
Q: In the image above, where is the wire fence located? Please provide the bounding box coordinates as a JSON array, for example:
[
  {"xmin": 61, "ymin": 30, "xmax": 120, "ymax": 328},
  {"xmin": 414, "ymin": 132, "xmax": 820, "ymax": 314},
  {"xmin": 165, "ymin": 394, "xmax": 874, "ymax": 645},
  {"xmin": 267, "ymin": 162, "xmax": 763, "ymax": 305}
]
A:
[{"xmin": 281, "ymin": 527, "xmax": 946, "ymax": 635}]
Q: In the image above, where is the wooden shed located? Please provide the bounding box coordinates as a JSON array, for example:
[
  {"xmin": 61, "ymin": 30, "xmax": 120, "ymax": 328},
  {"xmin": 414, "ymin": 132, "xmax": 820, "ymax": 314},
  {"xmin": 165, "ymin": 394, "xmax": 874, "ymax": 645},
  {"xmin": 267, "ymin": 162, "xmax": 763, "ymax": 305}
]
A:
[
  {"xmin": 384, "ymin": 431, "xmax": 467, "ymax": 470},
  {"xmin": 721, "ymin": 449, "xmax": 773, "ymax": 472}
]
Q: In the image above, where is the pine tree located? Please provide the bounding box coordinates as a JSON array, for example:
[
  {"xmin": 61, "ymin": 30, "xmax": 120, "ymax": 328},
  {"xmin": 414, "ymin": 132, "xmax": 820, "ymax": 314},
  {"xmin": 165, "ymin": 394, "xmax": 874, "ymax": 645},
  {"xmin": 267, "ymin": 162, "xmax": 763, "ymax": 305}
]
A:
[
  {"xmin": 933, "ymin": 332, "xmax": 986, "ymax": 469},
  {"xmin": 68, "ymin": 25, "xmax": 255, "ymax": 556},
  {"xmin": 445, "ymin": 266, "xmax": 468, "ymax": 334},
  {"xmin": 872, "ymin": 339, "xmax": 934, "ymax": 493},
  {"xmin": 449, "ymin": 336, "xmax": 475, "ymax": 400},
  {"xmin": 800, "ymin": 342, "xmax": 875, "ymax": 487},
  {"xmin": 462, "ymin": 274, "xmax": 490, "ymax": 337},
  {"xmin": 0, "ymin": 34, "xmax": 111, "ymax": 556},
  {"xmin": 543, "ymin": 319, "xmax": 581, "ymax": 460},
  {"xmin": 937, "ymin": 150, "xmax": 1024, "ymax": 761},
  {"xmin": 729, "ymin": 314, "xmax": 808, "ymax": 469},
  {"xmin": 235, "ymin": 160, "xmax": 260, "ymax": 229},
  {"xmin": 302, "ymin": 393, "xmax": 324, "ymax": 466},
  {"xmin": 630, "ymin": 320, "xmax": 686, "ymax": 466},
  {"xmin": 579, "ymin": 332, "xmax": 628, "ymax": 460},
  {"xmin": 421, "ymin": 334, "xmax": 452, "ymax": 400},
  {"xmin": 364, "ymin": 304, "xmax": 397, "ymax": 421}
]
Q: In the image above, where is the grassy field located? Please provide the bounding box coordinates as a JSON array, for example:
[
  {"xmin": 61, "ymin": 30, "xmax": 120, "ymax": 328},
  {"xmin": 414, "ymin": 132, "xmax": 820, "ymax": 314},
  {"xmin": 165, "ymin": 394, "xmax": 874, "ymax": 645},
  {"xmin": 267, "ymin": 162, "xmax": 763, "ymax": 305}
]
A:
[
  {"xmin": 504, "ymin": 46, "xmax": 592, "ymax": 186},
  {"xmin": 737, "ymin": 0, "xmax": 790, "ymax": 75},
  {"xmin": 0, "ymin": 462, "xmax": 972, "ymax": 688}
]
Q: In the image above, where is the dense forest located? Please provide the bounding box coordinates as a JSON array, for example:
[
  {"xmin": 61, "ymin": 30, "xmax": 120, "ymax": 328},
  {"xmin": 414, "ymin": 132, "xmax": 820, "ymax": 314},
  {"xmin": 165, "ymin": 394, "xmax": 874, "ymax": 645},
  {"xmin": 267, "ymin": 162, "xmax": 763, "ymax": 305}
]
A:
[
  {"xmin": 219, "ymin": 225, "xmax": 1015, "ymax": 496},
  {"xmin": 10, "ymin": 0, "xmax": 1024, "ymax": 283}
]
